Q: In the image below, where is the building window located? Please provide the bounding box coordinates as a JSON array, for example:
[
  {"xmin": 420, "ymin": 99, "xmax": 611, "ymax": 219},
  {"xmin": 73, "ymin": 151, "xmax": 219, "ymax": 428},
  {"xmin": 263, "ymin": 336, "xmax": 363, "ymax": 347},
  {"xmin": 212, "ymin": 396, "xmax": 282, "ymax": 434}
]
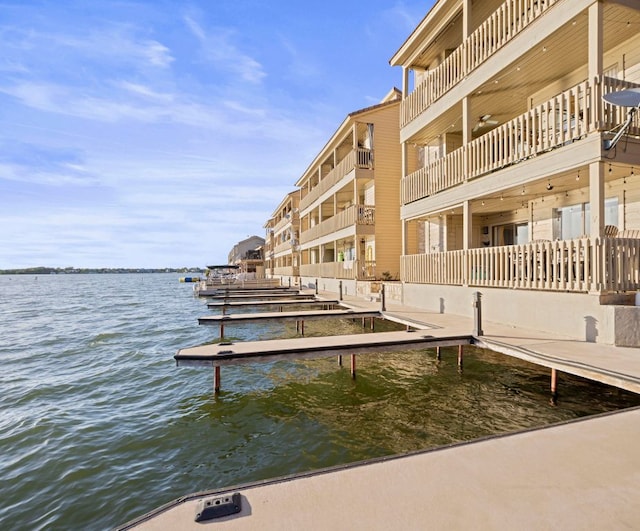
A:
[
  {"xmin": 554, "ymin": 198, "xmax": 618, "ymax": 239},
  {"xmin": 492, "ymin": 222, "xmax": 528, "ymax": 246}
]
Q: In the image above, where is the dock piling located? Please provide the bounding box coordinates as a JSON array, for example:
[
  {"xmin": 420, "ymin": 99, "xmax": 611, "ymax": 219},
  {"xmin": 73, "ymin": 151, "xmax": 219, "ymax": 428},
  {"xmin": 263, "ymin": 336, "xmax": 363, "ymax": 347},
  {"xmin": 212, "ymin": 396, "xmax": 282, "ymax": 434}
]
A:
[
  {"xmin": 339, "ymin": 281, "xmax": 343, "ymax": 301},
  {"xmin": 436, "ymin": 346, "xmax": 441, "ymax": 361},
  {"xmin": 551, "ymin": 368, "xmax": 558, "ymax": 405},
  {"xmin": 214, "ymin": 366, "xmax": 221, "ymax": 394},
  {"xmin": 315, "ymin": 279, "xmax": 318, "ymax": 295},
  {"xmin": 458, "ymin": 345, "xmax": 464, "ymax": 369},
  {"xmin": 338, "ymin": 355, "xmax": 343, "ymax": 366},
  {"xmin": 350, "ymin": 354, "xmax": 356, "ymax": 379},
  {"xmin": 381, "ymin": 284, "xmax": 386, "ymax": 312}
]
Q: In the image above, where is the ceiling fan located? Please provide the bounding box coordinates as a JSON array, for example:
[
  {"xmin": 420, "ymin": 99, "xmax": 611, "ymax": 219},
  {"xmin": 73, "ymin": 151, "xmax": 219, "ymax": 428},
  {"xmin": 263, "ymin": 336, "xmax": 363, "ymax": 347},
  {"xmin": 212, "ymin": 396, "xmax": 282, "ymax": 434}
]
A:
[{"xmin": 472, "ymin": 114, "xmax": 499, "ymax": 132}]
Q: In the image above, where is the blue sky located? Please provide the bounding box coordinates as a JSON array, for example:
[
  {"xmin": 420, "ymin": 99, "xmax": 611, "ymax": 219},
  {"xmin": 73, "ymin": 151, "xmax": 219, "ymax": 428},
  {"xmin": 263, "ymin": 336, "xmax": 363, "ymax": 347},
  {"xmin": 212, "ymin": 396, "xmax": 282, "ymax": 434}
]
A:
[{"xmin": 0, "ymin": 1, "xmax": 432, "ymax": 268}]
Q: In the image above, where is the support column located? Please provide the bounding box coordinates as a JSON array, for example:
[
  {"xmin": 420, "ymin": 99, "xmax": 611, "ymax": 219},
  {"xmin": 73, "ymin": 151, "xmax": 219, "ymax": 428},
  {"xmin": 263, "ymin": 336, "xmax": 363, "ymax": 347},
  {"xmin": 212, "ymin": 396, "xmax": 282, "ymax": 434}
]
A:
[
  {"xmin": 436, "ymin": 346, "xmax": 441, "ymax": 361},
  {"xmin": 589, "ymin": 161, "xmax": 604, "ymax": 238},
  {"xmin": 214, "ymin": 366, "xmax": 221, "ymax": 394},
  {"xmin": 402, "ymin": 66, "xmax": 409, "ymax": 99},
  {"xmin": 463, "ymin": 200, "xmax": 472, "ymax": 286},
  {"xmin": 350, "ymin": 354, "xmax": 356, "ymax": 379},
  {"xmin": 588, "ymin": 1, "xmax": 603, "ymax": 81},
  {"xmin": 462, "ymin": 97, "xmax": 472, "ymax": 181},
  {"xmin": 458, "ymin": 345, "xmax": 464, "ymax": 368},
  {"xmin": 550, "ymin": 368, "xmax": 558, "ymax": 405},
  {"xmin": 462, "ymin": 0, "xmax": 472, "ymax": 39}
]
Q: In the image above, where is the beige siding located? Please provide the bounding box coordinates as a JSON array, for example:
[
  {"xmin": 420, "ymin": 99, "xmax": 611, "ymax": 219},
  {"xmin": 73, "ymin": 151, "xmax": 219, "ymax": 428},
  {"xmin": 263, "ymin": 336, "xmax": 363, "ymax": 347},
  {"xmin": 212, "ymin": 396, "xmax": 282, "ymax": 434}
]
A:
[{"xmin": 370, "ymin": 103, "xmax": 403, "ymax": 277}]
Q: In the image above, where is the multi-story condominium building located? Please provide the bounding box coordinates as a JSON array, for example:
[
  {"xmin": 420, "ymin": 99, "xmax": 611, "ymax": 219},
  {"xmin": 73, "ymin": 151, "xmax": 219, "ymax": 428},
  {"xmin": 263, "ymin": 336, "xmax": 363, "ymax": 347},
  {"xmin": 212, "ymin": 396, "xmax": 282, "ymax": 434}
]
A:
[
  {"xmin": 228, "ymin": 235, "xmax": 265, "ymax": 277},
  {"xmin": 391, "ymin": 0, "xmax": 640, "ymax": 343},
  {"xmin": 264, "ymin": 191, "xmax": 301, "ymax": 284},
  {"xmin": 296, "ymin": 88, "xmax": 408, "ymax": 295}
]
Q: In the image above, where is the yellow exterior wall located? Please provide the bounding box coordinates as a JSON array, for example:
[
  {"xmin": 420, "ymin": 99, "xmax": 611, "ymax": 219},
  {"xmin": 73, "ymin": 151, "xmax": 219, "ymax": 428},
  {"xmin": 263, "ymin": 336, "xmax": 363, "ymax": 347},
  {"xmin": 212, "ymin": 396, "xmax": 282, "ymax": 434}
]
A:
[{"xmin": 369, "ymin": 103, "xmax": 403, "ymax": 277}]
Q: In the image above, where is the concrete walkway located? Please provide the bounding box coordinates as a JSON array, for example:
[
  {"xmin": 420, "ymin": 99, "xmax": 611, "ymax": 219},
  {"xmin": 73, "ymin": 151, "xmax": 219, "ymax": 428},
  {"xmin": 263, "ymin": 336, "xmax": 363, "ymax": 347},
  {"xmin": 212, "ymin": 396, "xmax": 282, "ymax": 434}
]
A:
[
  {"xmin": 340, "ymin": 292, "xmax": 640, "ymax": 394},
  {"xmin": 120, "ymin": 290, "xmax": 640, "ymax": 530},
  {"xmin": 122, "ymin": 407, "xmax": 640, "ymax": 530}
]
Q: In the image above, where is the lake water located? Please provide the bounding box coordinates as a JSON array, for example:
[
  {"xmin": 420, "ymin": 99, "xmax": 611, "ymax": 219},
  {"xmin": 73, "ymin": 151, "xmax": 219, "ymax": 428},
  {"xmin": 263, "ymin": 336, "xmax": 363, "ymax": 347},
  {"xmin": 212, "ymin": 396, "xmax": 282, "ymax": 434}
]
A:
[{"xmin": 1, "ymin": 273, "xmax": 639, "ymax": 530}]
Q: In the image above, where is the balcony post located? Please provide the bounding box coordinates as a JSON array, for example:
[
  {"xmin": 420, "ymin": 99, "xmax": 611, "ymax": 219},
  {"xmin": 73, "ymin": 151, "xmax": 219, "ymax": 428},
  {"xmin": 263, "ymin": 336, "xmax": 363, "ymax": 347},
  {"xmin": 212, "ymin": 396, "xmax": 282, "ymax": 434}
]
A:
[
  {"xmin": 463, "ymin": 200, "xmax": 472, "ymax": 285},
  {"xmin": 589, "ymin": 161, "xmax": 604, "ymax": 238}
]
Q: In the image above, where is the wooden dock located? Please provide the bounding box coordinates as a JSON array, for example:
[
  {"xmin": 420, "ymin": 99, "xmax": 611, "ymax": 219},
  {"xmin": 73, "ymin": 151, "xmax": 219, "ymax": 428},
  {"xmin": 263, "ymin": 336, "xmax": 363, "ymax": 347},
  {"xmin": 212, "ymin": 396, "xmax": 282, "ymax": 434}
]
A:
[
  {"xmin": 175, "ymin": 330, "xmax": 472, "ymax": 367},
  {"xmin": 198, "ymin": 308, "xmax": 381, "ymax": 327},
  {"xmin": 196, "ymin": 286, "xmax": 301, "ymax": 297},
  {"xmin": 206, "ymin": 299, "xmax": 340, "ymax": 310},
  {"xmin": 203, "ymin": 292, "xmax": 317, "ymax": 302}
]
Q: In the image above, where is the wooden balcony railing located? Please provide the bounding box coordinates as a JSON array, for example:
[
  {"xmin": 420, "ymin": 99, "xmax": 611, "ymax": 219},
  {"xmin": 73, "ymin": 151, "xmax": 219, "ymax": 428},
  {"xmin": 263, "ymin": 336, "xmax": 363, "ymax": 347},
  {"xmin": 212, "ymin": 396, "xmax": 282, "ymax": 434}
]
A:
[
  {"xmin": 273, "ymin": 240, "xmax": 297, "ymax": 254},
  {"xmin": 273, "ymin": 266, "xmax": 299, "ymax": 277},
  {"xmin": 401, "ymin": 237, "xmax": 640, "ymax": 293},
  {"xmin": 300, "ymin": 260, "xmax": 376, "ymax": 280},
  {"xmin": 299, "ymin": 205, "xmax": 375, "ymax": 245},
  {"xmin": 401, "ymin": 0, "xmax": 559, "ymax": 127},
  {"xmin": 401, "ymin": 77, "xmax": 640, "ymax": 204},
  {"xmin": 299, "ymin": 148, "xmax": 373, "ymax": 212},
  {"xmin": 273, "ymin": 212, "xmax": 299, "ymax": 234}
]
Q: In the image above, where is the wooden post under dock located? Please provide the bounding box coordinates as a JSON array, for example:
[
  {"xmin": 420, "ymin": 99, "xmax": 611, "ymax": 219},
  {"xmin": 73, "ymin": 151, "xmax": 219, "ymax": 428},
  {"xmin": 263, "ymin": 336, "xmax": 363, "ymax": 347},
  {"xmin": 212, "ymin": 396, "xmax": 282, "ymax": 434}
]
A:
[
  {"xmin": 214, "ymin": 366, "xmax": 221, "ymax": 394},
  {"xmin": 551, "ymin": 368, "xmax": 559, "ymax": 404},
  {"xmin": 458, "ymin": 345, "xmax": 464, "ymax": 368},
  {"xmin": 350, "ymin": 354, "xmax": 356, "ymax": 379}
]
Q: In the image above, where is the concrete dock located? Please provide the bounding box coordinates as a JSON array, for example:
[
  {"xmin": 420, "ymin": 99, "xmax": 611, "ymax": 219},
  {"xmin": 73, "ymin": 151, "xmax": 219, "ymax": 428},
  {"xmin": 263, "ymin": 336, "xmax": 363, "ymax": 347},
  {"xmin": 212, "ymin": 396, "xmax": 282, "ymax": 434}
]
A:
[
  {"xmin": 176, "ymin": 329, "xmax": 472, "ymax": 366},
  {"xmin": 202, "ymin": 292, "xmax": 317, "ymax": 301},
  {"xmin": 119, "ymin": 406, "xmax": 640, "ymax": 530},
  {"xmin": 207, "ymin": 299, "xmax": 340, "ymax": 310},
  {"xmin": 121, "ymin": 289, "xmax": 640, "ymax": 529},
  {"xmin": 197, "ymin": 308, "xmax": 381, "ymax": 328}
]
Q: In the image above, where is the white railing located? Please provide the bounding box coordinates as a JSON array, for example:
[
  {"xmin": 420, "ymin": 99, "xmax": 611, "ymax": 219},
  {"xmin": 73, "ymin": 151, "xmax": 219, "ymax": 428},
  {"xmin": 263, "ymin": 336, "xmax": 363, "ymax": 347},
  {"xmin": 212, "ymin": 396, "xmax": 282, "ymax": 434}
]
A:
[
  {"xmin": 401, "ymin": 237, "xmax": 640, "ymax": 293},
  {"xmin": 401, "ymin": 0, "xmax": 558, "ymax": 126},
  {"xmin": 273, "ymin": 212, "xmax": 299, "ymax": 234},
  {"xmin": 300, "ymin": 259, "xmax": 377, "ymax": 280},
  {"xmin": 300, "ymin": 148, "xmax": 373, "ymax": 211},
  {"xmin": 401, "ymin": 77, "xmax": 640, "ymax": 204},
  {"xmin": 300, "ymin": 205, "xmax": 375, "ymax": 245},
  {"xmin": 273, "ymin": 266, "xmax": 299, "ymax": 277},
  {"xmin": 274, "ymin": 240, "xmax": 296, "ymax": 254}
]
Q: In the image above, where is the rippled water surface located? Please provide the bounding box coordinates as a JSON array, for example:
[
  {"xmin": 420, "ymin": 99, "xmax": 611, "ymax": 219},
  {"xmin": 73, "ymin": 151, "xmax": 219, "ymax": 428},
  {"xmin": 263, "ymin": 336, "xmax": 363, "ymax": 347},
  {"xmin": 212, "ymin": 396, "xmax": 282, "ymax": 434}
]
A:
[{"xmin": 1, "ymin": 273, "xmax": 639, "ymax": 530}]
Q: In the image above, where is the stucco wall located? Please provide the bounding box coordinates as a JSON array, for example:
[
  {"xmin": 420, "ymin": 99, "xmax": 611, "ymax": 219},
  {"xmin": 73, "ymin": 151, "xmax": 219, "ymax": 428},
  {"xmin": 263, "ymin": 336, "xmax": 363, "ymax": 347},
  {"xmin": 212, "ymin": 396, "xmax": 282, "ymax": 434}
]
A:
[{"xmin": 401, "ymin": 283, "xmax": 616, "ymax": 344}]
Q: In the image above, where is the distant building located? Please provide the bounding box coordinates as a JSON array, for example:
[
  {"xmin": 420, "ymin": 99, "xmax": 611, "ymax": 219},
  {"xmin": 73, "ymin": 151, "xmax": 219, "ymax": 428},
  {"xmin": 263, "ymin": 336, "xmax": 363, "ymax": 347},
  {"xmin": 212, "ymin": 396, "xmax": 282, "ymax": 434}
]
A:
[
  {"xmin": 228, "ymin": 235, "xmax": 265, "ymax": 278},
  {"xmin": 264, "ymin": 190, "xmax": 301, "ymax": 284}
]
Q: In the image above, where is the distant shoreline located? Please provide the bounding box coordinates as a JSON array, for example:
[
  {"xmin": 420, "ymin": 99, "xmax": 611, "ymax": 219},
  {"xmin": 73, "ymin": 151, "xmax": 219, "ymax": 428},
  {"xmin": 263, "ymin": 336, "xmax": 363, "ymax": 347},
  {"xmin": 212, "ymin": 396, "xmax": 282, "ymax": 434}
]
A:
[{"xmin": 0, "ymin": 267, "xmax": 202, "ymax": 275}]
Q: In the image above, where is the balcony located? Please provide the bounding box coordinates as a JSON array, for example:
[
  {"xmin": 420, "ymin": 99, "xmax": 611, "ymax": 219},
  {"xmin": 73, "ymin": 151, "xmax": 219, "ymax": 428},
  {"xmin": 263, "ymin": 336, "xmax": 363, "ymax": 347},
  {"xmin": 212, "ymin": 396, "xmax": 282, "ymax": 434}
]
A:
[
  {"xmin": 300, "ymin": 260, "xmax": 376, "ymax": 280},
  {"xmin": 300, "ymin": 205, "xmax": 375, "ymax": 245},
  {"xmin": 273, "ymin": 266, "xmax": 299, "ymax": 277},
  {"xmin": 273, "ymin": 211, "xmax": 299, "ymax": 234},
  {"xmin": 401, "ymin": 77, "xmax": 640, "ymax": 205},
  {"xmin": 401, "ymin": 237, "xmax": 640, "ymax": 293},
  {"xmin": 401, "ymin": 0, "xmax": 559, "ymax": 127},
  {"xmin": 274, "ymin": 239, "xmax": 298, "ymax": 254},
  {"xmin": 299, "ymin": 148, "xmax": 373, "ymax": 212}
]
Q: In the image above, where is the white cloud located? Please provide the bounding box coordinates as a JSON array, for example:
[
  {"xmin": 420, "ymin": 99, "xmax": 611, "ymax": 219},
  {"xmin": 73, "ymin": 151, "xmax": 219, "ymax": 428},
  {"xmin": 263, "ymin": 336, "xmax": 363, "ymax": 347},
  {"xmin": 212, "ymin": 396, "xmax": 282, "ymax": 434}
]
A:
[
  {"xmin": 116, "ymin": 81, "xmax": 174, "ymax": 102},
  {"xmin": 183, "ymin": 15, "xmax": 266, "ymax": 84}
]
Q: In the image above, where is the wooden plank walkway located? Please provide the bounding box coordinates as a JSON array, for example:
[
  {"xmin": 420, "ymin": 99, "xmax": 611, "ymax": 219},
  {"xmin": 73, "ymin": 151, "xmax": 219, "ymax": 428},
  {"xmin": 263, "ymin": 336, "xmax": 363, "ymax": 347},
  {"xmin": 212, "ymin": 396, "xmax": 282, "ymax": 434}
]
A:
[
  {"xmin": 197, "ymin": 287, "xmax": 302, "ymax": 297},
  {"xmin": 207, "ymin": 299, "xmax": 340, "ymax": 310},
  {"xmin": 198, "ymin": 308, "xmax": 381, "ymax": 327},
  {"xmin": 203, "ymin": 293, "xmax": 317, "ymax": 301},
  {"xmin": 175, "ymin": 330, "xmax": 472, "ymax": 367}
]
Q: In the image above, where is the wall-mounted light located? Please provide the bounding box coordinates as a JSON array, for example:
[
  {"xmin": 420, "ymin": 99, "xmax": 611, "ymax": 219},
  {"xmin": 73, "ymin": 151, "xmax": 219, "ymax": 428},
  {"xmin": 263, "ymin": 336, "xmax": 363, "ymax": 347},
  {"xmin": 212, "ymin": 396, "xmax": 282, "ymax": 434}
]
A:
[{"xmin": 546, "ymin": 180, "xmax": 554, "ymax": 191}]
